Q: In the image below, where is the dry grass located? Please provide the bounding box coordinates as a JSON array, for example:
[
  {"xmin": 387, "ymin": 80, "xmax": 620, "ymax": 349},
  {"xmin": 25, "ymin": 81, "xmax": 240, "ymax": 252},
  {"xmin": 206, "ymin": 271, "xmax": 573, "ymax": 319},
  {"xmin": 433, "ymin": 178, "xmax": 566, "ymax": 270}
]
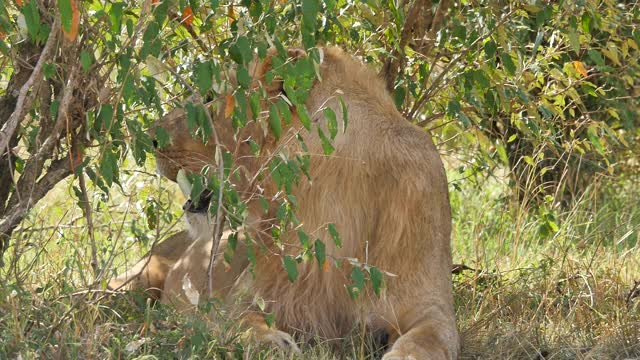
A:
[{"xmin": 0, "ymin": 162, "xmax": 638, "ymax": 359}]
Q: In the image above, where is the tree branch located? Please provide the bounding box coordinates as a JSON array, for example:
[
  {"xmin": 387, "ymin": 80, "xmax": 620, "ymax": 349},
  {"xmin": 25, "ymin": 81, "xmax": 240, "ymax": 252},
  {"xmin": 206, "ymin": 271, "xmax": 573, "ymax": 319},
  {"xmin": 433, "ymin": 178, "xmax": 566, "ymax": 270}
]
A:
[
  {"xmin": 6, "ymin": 67, "xmax": 79, "ymax": 212},
  {"xmin": 0, "ymin": 18, "xmax": 59, "ymax": 153},
  {"xmin": 379, "ymin": 0, "xmax": 451, "ymax": 93},
  {"xmin": 0, "ymin": 66, "xmax": 80, "ymax": 264}
]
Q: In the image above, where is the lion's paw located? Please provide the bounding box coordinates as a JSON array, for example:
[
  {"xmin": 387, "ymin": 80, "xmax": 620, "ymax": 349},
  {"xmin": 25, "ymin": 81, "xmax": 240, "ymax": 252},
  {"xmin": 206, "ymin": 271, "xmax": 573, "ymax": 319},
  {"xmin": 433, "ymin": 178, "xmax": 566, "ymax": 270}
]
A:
[
  {"xmin": 381, "ymin": 353, "xmax": 417, "ymax": 360},
  {"xmin": 258, "ymin": 328, "xmax": 301, "ymax": 354}
]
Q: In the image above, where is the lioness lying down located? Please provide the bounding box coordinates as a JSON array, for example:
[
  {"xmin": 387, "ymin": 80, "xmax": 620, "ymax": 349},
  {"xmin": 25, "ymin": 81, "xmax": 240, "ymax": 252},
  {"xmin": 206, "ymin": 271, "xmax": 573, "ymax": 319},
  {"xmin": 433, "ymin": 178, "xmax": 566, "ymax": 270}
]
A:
[{"xmin": 110, "ymin": 47, "xmax": 459, "ymax": 359}]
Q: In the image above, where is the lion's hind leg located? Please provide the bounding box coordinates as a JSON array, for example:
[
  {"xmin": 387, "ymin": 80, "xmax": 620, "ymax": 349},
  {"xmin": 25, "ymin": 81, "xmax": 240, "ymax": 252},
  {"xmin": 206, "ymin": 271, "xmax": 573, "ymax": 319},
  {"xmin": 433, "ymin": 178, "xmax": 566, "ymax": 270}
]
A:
[
  {"xmin": 381, "ymin": 301, "xmax": 459, "ymax": 360},
  {"xmin": 108, "ymin": 230, "xmax": 194, "ymax": 299}
]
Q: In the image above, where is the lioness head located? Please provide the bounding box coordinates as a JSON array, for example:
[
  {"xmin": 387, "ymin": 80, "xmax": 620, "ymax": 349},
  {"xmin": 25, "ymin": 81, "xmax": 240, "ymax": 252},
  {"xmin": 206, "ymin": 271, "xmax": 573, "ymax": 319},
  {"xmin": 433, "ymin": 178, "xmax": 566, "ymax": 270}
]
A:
[{"xmin": 152, "ymin": 47, "xmax": 320, "ymax": 213}]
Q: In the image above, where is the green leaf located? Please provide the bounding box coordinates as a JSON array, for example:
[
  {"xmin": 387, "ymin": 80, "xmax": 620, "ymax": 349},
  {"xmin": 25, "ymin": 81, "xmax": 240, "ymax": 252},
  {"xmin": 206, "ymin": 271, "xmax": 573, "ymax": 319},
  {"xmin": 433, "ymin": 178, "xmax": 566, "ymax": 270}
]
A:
[
  {"xmin": 348, "ymin": 267, "xmax": 365, "ymax": 299},
  {"xmin": 283, "ymin": 255, "xmax": 299, "ymax": 282},
  {"xmin": 154, "ymin": 127, "xmax": 171, "ymax": 148},
  {"xmin": 229, "ymin": 36, "xmax": 252, "ymax": 64},
  {"xmin": 196, "ymin": 61, "xmax": 212, "ymax": 95},
  {"xmin": 587, "ymin": 50, "xmax": 605, "ymax": 66},
  {"xmin": 352, "ymin": 267, "xmax": 365, "ymax": 289},
  {"xmin": 58, "ymin": 0, "xmax": 73, "ymax": 34},
  {"xmin": 532, "ymin": 30, "xmax": 544, "ymax": 57},
  {"xmin": 484, "ymin": 40, "xmax": 497, "ymax": 61},
  {"xmin": 297, "ymin": 105, "xmax": 311, "ymax": 131},
  {"xmin": 339, "ymin": 97, "xmax": 348, "ymax": 134},
  {"xmin": 189, "ymin": 174, "xmax": 205, "ymax": 208},
  {"xmin": 567, "ymin": 29, "xmax": 580, "ymax": 54},
  {"xmin": 496, "ymin": 144, "xmax": 508, "ymax": 163},
  {"xmin": 458, "ymin": 112, "xmax": 471, "ymax": 128},
  {"xmin": 269, "ymin": 104, "xmax": 282, "ymax": 140},
  {"xmin": 314, "ymin": 239, "xmax": 326, "ymax": 269},
  {"xmin": 393, "ymin": 85, "xmax": 406, "ymax": 109},
  {"xmin": 276, "ymin": 99, "xmax": 292, "ymax": 125},
  {"xmin": 264, "ymin": 313, "xmax": 275, "ymax": 328},
  {"xmin": 447, "ymin": 100, "xmax": 461, "ymax": 117},
  {"xmin": 297, "ymin": 229, "xmax": 310, "ymax": 248},
  {"xmin": 245, "ymin": 235, "xmax": 257, "ymax": 274},
  {"xmin": 328, "ymin": 223, "xmax": 341, "ymax": 248},
  {"xmin": 581, "ymin": 12, "xmax": 591, "ymax": 34},
  {"xmin": 318, "ymin": 127, "xmax": 334, "ymax": 155},
  {"xmin": 248, "ymin": 139, "xmax": 260, "ymax": 155},
  {"xmin": 122, "ymin": 76, "xmax": 135, "ymax": 103},
  {"xmin": 535, "ymin": 6, "xmax": 552, "ymax": 28},
  {"xmin": 144, "ymin": 202, "xmax": 158, "ymax": 230},
  {"xmin": 50, "ymin": 100, "xmax": 60, "ymax": 120},
  {"xmin": 236, "ymin": 66, "xmax": 251, "ymax": 89},
  {"xmin": 42, "ymin": 63, "xmax": 56, "ymax": 80},
  {"xmin": 258, "ymin": 196, "xmax": 269, "ymax": 213},
  {"xmin": 324, "ymin": 107, "xmax": 337, "ymax": 139},
  {"xmin": 302, "ymin": 0, "xmax": 319, "ymax": 29},
  {"xmin": 22, "ymin": 1, "xmax": 41, "ymax": 40},
  {"xmin": 140, "ymin": 21, "xmax": 161, "ymax": 57},
  {"xmin": 500, "ymin": 52, "xmax": 516, "ymax": 75},
  {"xmin": 0, "ymin": 39, "xmax": 8, "ymax": 56},
  {"xmin": 301, "ymin": 0, "xmax": 318, "ymax": 47},
  {"xmin": 80, "ymin": 51, "xmax": 93, "ymax": 73},
  {"xmin": 186, "ymin": 103, "xmax": 212, "ymax": 141},
  {"xmin": 587, "ymin": 125, "xmax": 605, "ymax": 155},
  {"xmin": 369, "ymin": 267, "xmax": 383, "ymax": 296},
  {"xmin": 96, "ymin": 104, "xmax": 114, "ymax": 130},
  {"xmin": 142, "ymin": 21, "xmax": 159, "ymax": 42},
  {"xmin": 110, "ymin": 2, "xmax": 125, "ymax": 35},
  {"xmin": 99, "ymin": 148, "xmax": 118, "ymax": 187},
  {"xmin": 249, "ymin": 92, "xmax": 262, "ymax": 120}
]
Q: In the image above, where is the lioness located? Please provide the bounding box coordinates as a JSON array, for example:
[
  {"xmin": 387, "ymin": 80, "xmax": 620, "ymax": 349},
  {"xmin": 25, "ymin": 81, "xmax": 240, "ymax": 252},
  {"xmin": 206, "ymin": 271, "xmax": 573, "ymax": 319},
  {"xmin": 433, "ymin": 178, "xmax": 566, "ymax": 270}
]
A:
[{"xmin": 112, "ymin": 47, "xmax": 459, "ymax": 359}]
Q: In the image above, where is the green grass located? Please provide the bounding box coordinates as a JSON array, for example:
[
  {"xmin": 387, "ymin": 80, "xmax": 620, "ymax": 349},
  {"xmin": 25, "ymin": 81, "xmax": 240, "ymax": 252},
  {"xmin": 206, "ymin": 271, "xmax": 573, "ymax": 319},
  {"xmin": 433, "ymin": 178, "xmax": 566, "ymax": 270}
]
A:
[{"xmin": 1, "ymin": 164, "xmax": 638, "ymax": 359}]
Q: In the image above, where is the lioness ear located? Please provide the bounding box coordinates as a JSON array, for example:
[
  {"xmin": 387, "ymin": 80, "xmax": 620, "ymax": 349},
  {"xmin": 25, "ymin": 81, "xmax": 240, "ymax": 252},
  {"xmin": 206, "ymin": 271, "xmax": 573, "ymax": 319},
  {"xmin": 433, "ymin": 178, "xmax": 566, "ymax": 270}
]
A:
[
  {"xmin": 250, "ymin": 47, "xmax": 308, "ymax": 100},
  {"xmin": 284, "ymin": 48, "xmax": 307, "ymax": 60}
]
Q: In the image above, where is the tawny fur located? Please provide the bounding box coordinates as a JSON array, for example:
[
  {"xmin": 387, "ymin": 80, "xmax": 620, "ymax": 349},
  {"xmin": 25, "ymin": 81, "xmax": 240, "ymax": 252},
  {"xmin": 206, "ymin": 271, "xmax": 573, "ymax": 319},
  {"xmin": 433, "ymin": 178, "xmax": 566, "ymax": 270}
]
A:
[
  {"xmin": 112, "ymin": 47, "xmax": 459, "ymax": 359},
  {"xmin": 107, "ymin": 230, "xmax": 194, "ymax": 299}
]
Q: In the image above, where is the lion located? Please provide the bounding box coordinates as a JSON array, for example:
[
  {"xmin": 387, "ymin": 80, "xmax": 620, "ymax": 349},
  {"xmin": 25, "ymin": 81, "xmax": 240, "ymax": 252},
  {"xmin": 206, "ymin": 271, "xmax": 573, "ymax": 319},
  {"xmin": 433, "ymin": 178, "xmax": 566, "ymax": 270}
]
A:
[
  {"xmin": 107, "ymin": 229, "xmax": 248, "ymax": 303},
  {"xmin": 110, "ymin": 47, "xmax": 459, "ymax": 359}
]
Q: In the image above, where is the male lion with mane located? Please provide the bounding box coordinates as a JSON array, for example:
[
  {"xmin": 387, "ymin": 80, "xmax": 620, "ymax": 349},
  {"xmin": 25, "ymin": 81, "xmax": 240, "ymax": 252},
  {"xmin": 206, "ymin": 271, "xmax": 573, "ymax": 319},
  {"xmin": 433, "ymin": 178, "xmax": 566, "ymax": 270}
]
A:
[{"xmin": 110, "ymin": 47, "xmax": 459, "ymax": 359}]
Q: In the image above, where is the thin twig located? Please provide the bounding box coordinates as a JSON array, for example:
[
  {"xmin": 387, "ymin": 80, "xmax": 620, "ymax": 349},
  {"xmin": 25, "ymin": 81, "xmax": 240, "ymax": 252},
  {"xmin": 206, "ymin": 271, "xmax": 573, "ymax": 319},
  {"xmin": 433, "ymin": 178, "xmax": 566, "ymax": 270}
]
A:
[
  {"xmin": 78, "ymin": 171, "xmax": 99, "ymax": 276},
  {"xmin": 203, "ymin": 101, "xmax": 226, "ymax": 303},
  {"xmin": 408, "ymin": 6, "xmax": 521, "ymax": 120}
]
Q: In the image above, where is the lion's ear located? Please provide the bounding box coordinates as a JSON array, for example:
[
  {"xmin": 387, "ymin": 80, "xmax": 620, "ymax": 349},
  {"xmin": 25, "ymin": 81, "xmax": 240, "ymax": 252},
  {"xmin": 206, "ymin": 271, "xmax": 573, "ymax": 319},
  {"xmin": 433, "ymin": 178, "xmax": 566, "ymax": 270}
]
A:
[
  {"xmin": 250, "ymin": 47, "xmax": 308, "ymax": 101},
  {"xmin": 284, "ymin": 48, "xmax": 307, "ymax": 60}
]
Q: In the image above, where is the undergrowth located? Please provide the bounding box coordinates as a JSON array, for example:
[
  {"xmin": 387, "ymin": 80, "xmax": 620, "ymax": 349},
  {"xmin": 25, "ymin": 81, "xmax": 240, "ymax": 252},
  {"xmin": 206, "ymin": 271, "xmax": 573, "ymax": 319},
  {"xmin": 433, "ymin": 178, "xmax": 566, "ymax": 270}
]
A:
[{"xmin": 0, "ymin": 164, "xmax": 638, "ymax": 359}]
